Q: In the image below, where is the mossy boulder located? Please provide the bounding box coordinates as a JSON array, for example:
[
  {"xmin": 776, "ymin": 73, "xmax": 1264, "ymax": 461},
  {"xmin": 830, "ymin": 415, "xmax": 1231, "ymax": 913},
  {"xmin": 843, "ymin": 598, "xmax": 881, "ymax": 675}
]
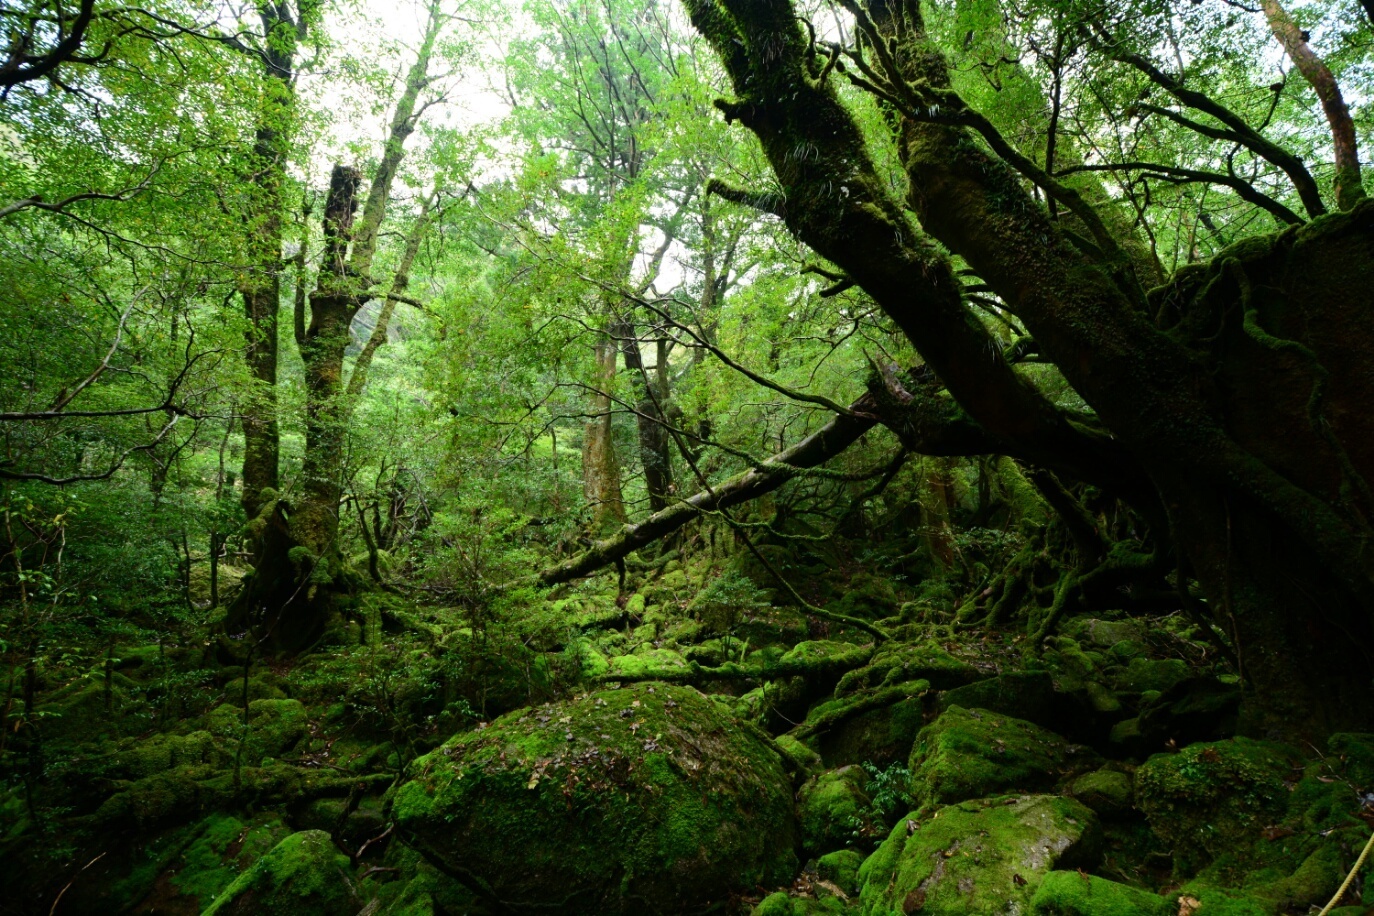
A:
[
  {"xmin": 1113, "ymin": 657, "xmax": 1190, "ymax": 695},
  {"xmin": 798, "ymin": 765, "xmax": 873, "ymax": 855},
  {"xmin": 938, "ymin": 671, "xmax": 1055, "ymax": 726},
  {"xmin": 1069, "ymin": 768, "xmax": 1134, "ymax": 817},
  {"xmin": 816, "ymin": 849, "xmax": 865, "ymax": 897},
  {"xmin": 392, "ymin": 682, "xmax": 797, "ymax": 914},
  {"xmin": 858, "ymin": 795, "xmax": 1100, "ymax": 915},
  {"xmin": 604, "ymin": 647, "xmax": 690, "ymax": 679},
  {"xmin": 1135, "ymin": 738, "xmax": 1299, "ymax": 874},
  {"xmin": 207, "ymin": 699, "xmax": 309, "ymax": 764},
  {"xmin": 1030, "ymin": 871, "xmax": 1171, "ymax": 915},
  {"xmin": 816, "ymin": 694, "xmax": 926, "ymax": 769},
  {"xmin": 909, "ymin": 707, "xmax": 1097, "ymax": 810},
  {"xmin": 202, "ymin": 830, "xmax": 357, "ymax": 915}
]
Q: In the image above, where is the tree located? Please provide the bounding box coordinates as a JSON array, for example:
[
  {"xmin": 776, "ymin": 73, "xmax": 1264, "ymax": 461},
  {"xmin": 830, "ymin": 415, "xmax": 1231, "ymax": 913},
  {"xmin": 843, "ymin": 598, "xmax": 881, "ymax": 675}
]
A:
[
  {"xmin": 225, "ymin": 0, "xmax": 457, "ymax": 650},
  {"xmin": 634, "ymin": 0, "xmax": 1374, "ymax": 739}
]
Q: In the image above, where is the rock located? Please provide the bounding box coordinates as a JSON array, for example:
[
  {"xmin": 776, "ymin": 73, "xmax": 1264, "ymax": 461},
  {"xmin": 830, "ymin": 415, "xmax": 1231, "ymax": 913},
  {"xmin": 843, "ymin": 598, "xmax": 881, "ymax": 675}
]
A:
[
  {"xmin": 1030, "ymin": 871, "xmax": 1171, "ymax": 915},
  {"xmin": 1080, "ymin": 619, "xmax": 1143, "ymax": 648},
  {"xmin": 776, "ymin": 734, "xmax": 825, "ymax": 778},
  {"xmin": 1113, "ymin": 657, "xmax": 1190, "ymax": 695},
  {"xmin": 858, "ymin": 795, "xmax": 1100, "ymax": 915},
  {"xmin": 798, "ymin": 766, "xmax": 873, "ymax": 855},
  {"xmin": 909, "ymin": 707, "xmax": 1097, "ymax": 809},
  {"xmin": 939, "ymin": 671, "xmax": 1056, "ymax": 725},
  {"xmin": 392, "ymin": 683, "xmax": 797, "ymax": 915},
  {"xmin": 208, "ymin": 699, "xmax": 309, "ymax": 764},
  {"xmin": 1136, "ymin": 677, "xmax": 1241, "ymax": 747},
  {"xmin": 1134, "ymin": 738, "xmax": 1299, "ymax": 874},
  {"xmin": 202, "ymin": 830, "xmax": 357, "ymax": 915},
  {"xmin": 605, "ymin": 646, "xmax": 691, "ymax": 679},
  {"xmin": 816, "ymin": 693, "xmax": 926, "ymax": 769},
  {"xmin": 754, "ymin": 891, "xmax": 851, "ymax": 916},
  {"xmin": 816, "ymin": 849, "xmax": 865, "ymax": 897},
  {"xmin": 1068, "ymin": 768, "xmax": 1134, "ymax": 817}
]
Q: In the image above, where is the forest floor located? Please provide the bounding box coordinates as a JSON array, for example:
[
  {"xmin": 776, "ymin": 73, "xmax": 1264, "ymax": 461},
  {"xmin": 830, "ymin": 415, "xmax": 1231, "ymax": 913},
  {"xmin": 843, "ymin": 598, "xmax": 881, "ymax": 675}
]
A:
[{"xmin": 2, "ymin": 539, "xmax": 1372, "ymax": 916}]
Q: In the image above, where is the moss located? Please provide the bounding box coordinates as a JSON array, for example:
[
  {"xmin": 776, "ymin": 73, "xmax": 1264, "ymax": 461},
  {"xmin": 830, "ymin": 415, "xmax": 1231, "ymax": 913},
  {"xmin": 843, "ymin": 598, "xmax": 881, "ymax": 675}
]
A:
[
  {"xmin": 799, "ymin": 765, "xmax": 873, "ymax": 855},
  {"xmin": 858, "ymin": 795, "xmax": 1100, "ymax": 916},
  {"xmin": 207, "ymin": 699, "xmax": 309, "ymax": 765},
  {"xmin": 938, "ymin": 671, "xmax": 1055, "ymax": 725},
  {"xmin": 202, "ymin": 830, "xmax": 357, "ymax": 915},
  {"xmin": 837, "ymin": 641, "xmax": 979, "ymax": 695},
  {"xmin": 1134, "ymin": 738, "xmax": 1299, "ymax": 874},
  {"xmin": 816, "ymin": 693, "xmax": 926, "ymax": 769},
  {"xmin": 1069, "ymin": 768, "xmax": 1134, "ymax": 817},
  {"xmin": 392, "ymin": 682, "xmax": 797, "ymax": 915},
  {"xmin": 604, "ymin": 646, "xmax": 690, "ymax": 679},
  {"xmin": 816, "ymin": 849, "xmax": 865, "ymax": 896},
  {"xmin": 908, "ymin": 706, "xmax": 1097, "ymax": 810},
  {"xmin": 106, "ymin": 730, "xmax": 223, "ymax": 779},
  {"xmin": 1113, "ymin": 657, "xmax": 1190, "ymax": 695},
  {"xmin": 168, "ymin": 814, "xmax": 290, "ymax": 910},
  {"xmin": 776, "ymin": 733, "xmax": 825, "ymax": 777},
  {"xmin": 1030, "ymin": 871, "xmax": 1171, "ymax": 915}
]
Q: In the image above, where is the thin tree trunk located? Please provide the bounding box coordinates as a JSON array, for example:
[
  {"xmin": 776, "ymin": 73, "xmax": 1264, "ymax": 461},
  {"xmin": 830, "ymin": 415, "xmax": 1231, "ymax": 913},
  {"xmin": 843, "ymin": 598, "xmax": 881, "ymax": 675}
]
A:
[
  {"xmin": 583, "ymin": 328, "xmax": 626, "ymax": 531},
  {"xmin": 1261, "ymin": 0, "xmax": 1366, "ymax": 209}
]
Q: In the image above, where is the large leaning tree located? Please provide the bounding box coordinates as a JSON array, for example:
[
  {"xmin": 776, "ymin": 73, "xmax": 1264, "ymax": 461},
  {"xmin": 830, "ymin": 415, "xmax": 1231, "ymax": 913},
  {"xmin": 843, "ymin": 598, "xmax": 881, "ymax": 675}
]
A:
[{"xmin": 587, "ymin": 0, "xmax": 1374, "ymax": 740}]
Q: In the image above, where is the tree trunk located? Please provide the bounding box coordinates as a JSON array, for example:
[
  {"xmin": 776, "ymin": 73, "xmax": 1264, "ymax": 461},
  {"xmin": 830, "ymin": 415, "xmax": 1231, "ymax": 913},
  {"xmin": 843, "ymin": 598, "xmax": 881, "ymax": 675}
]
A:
[
  {"xmin": 615, "ymin": 320, "xmax": 673, "ymax": 512},
  {"xmin": 684, "ymin": 0, "xmax": 1374, "ymax": 740},
  {"xmin": 583, "ymin": 328, "xmax": 627, "ymax": 531}
]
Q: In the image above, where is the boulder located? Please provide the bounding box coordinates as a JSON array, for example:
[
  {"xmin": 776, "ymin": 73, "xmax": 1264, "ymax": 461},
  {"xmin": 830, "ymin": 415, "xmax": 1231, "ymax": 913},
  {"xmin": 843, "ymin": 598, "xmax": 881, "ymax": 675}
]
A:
[
  {"xmin": 392, "ymin": 682, "xmax": 797, "ymax": 915},
  {"xmin": 858, "ymin": 795, "xmax": 1100, "ymax": 915},
  {"xmin": 1134, "ymin": 738, "xmax": 1298, "ymax": 874},
  {"xmin": 798, "ymin": 765, "xmax": 873, "ymax": 855},
  {"xmin": 938, "ymin": 671, "xmax": 1055, "ymax": 725},
  {"xmin": 202, "ymin": 830, "xmax": 356, "ymax": 915},
  {"xmin": 909, "ymin": 707, "xmax": 1097, "ymax": 809},
  {"xmin": 1031, "ymin": 871, "xmax": 1171, "ymax": 915}
]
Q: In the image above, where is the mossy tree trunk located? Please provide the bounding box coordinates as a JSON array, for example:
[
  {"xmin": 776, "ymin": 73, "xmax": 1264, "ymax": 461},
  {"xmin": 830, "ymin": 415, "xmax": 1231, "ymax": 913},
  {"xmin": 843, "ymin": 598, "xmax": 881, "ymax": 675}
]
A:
[
  {"xmin": 682, "ymin": 0, "xmax": 1374, "ymax": 740},
  {"xmin": 226, "ymin": 4, "xmax": 443, "ymax": 651}
]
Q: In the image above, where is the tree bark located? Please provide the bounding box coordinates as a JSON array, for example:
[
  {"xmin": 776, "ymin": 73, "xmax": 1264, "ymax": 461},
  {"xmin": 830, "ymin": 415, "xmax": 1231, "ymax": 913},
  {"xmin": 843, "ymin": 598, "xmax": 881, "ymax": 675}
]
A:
[
  {"xmin": 685, "ymin": 0, "xmax": 1374, "ymax": 739},
  {"xmin": 582, "ymin": 328, "xmax": 627, "ymax": 531},
  {"xmin": 1261, "ymin": 0, "xmax": 1366, "ymax": 210}
]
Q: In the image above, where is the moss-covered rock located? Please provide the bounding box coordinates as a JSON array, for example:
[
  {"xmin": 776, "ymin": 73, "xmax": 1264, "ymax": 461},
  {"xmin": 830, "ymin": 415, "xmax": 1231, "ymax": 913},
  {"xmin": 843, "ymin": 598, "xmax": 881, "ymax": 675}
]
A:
[
  {"xmin": 202, "ymin": 830, "xmax": 357, "ymax": 915},
  {"xmin": 858, "ymin": 795, "xmax": 1100, "ymax": 915},
  {"xmin": 1030, "ymin": 871, "xmax": 1171, "ymax": 915},
  {"xmin": 815, "ymin": 694, "xmax": 926, "ymax": 769},
  {"xmin": 799, "ymin": 766, "xmax": 873, "ymax": 855},
  {"xmin": 938, "ymin": 671, "xmax": 1055, "ymax": 726},
  {"xmin": 1135, "ymin": 738, "xmax": 1299, "ymax": 874},
  {"xmin": 392, "ymin": 682, "xmax": 797, "ymax": 914},
  {"xmin": 816, "ymin": 849, "xmax": 865, "ymax": 897},
  {"xmin": 207, "ymin": 699, "xmax": 309, "ymax": 765},
  {"xmin": 909, "ymin": 706, "xmax": 1097, "ymax": 810},
  {"xmin": 1069, "ymin": 768, "xmax": 1134, "ymax": 817},
  {"xmin": 1113, "ymin": 657, "xmax": 1190, "ymax": 695}
]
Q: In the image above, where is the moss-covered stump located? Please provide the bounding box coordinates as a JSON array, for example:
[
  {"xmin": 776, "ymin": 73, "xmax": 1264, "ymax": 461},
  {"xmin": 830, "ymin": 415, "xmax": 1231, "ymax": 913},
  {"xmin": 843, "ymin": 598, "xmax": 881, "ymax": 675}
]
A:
[
  {"xmin": 202, "ymin": 830, "xmax": 358, "ymax": 915},
  {"xmin": 908, "ymin": 707, "xmax": 1097, "ymax": 810},
  {"xmin": 1134, "ymin": 738, "xmax": 1299, "ymax": 874},
  {"xmin": 392, "ymin": 682, "xmax": 797, "ymax": 915},
  {"xmin": 1030, "ymin": 871, "xmax": 1171, "ymax": 915},
  {"xmin": 798, "ymin": 765, "xmax": 874, "ymax": 855},
  {"xmin": 858, "ymin": 795, "xmax": 1100, "ymax": 916}
]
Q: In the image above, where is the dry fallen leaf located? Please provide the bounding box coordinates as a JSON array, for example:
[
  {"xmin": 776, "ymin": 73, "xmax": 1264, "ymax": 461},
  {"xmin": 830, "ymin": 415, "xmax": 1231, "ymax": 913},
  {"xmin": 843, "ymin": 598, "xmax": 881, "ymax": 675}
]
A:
[{"xmin": 1178, "ymin": 895, "xmax": 1201, "ymax": 916}]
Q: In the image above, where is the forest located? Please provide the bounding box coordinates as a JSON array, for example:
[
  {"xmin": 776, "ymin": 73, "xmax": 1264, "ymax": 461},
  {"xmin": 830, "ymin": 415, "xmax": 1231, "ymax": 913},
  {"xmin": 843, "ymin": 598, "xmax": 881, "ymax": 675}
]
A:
[{"xmin": 3, "ymin": 0, "xmax": 1374, "ymax": 911}]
